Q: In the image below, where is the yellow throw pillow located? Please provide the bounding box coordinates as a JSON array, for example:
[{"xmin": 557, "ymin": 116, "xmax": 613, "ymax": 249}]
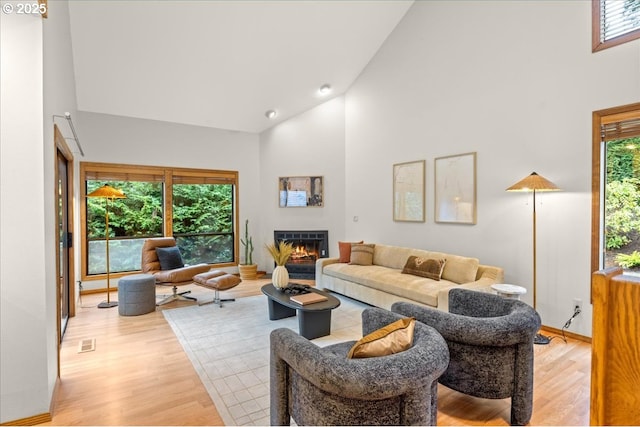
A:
[{"xmin": 347, "ymin": 317, "xmax": 416, "ymax": 359}]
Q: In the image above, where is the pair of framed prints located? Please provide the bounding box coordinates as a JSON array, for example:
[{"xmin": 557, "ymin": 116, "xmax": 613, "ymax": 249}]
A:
[{"xmin": 393, "ymin": 152, "xmax": 476, "ymax": 224}]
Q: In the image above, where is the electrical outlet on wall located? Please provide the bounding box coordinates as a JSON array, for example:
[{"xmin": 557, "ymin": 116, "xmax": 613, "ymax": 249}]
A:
[{"xmin": 573, "ymin": 298, "xmax": 582, "ymax": 313}]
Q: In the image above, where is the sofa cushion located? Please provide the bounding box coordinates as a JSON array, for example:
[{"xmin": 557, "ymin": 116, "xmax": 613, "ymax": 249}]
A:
[
  {"xmin": 402, "ymin": 256, "xmax": 446, "ymax": 280},
  {"xmin": 373, "ymin": 244, "xmax": 413, "ymax": 269},
  {"xmin": 338, "ymin": 240, "xmax": 363, "ymax": 263},
  {"xmin": 440, "ymin": 254, "xmax": 479, "ymax": 284},
  {"xmin": 350, "ymin": 244, "xmax": 375, "ymax": 266},
  {"xmin": 373, "ymin": 244, "xmax": 480, "ymax": 284},
  {"xmin": 155, "ymin": 246, "xmax": 184, "ymax": 270},
  {"xmin": 347, "ymin": 317, "xmax": 416, "ymax": 359},
  {"xmin": 323, "ymin": 263, "xmax": 455, "ymax": 307}
]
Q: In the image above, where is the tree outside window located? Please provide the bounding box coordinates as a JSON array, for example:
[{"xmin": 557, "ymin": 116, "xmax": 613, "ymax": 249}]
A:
[
  {"xmin": 172, "ymin": 183, "xmax": 235, "ymax": 265},
  {"xmin": 604, "ymin": 137, "xmax": 640, "ymax": 273},
  {"xmin": 86, "ymin": 180, "xmax": 163, "ymax": 274}
]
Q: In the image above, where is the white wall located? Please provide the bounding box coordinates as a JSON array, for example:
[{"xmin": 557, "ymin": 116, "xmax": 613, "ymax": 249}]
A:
[
  {"xmin": 258, "ymin": 97, "xmax": 346, "ymax": 270},
  {"xmin": 344, "ymin": 1, "xmax": 640, "ymax": 336},
  {"xmin": 75, "ymin": 111, "xmax": 261, "ymax": 288},
  {"xmin": 43, "ymin": 0, "xmax": 81, "ymax": 406},
  {"xmin": 0, "ymin": 4, "xmax": 49, "ymax": 422}
]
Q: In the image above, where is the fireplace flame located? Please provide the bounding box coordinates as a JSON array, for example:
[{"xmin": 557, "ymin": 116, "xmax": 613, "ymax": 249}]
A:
[{"xmin": 289, "ymin": 245, "xmax": 318, "ymax": 262}]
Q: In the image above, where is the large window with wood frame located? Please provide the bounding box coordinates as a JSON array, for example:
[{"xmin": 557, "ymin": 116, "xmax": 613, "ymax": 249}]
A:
[
  {"xmin": 593, "ymin": 0, "xmax": 640, "ymax": 52},
  {"xmin": 592, "ymin": 103, "xmax": 640, "ymax": 275},
  {"xmin": 81, "ymin": 162, "xmax": 238, "ymax": 280}
]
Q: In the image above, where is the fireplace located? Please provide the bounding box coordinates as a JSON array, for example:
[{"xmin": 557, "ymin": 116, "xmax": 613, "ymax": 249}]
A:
[{"xmin": 274, "ymin": 230, "xmax": 328, "ymax": 279}]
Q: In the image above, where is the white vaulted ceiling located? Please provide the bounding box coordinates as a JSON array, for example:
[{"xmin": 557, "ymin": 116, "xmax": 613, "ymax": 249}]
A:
[{"xmin": 68, "ymin": 1, "xmax": 413, "ymax": 133}]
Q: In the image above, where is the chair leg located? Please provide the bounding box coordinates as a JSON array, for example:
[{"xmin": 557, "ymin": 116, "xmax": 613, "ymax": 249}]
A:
[
  {"xmin": 199, "ymin": 289, "xmax": 235, "ymax": 308},
  {"xmin": 156, "ymin": 285, "xmax": 197, "ymax": 306}
]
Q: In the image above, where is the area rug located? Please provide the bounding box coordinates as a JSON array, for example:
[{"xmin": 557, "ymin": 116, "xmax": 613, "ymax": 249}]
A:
[{"xmin": 163, "ymin": 293, "xmax": 369, "ymax": 426}]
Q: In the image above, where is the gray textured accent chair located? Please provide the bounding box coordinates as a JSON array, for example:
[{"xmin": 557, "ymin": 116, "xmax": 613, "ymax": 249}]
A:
[
  {"xmin": 270, "ymin": 307, "xmax": 450, "ymax": 426},
  {"xmin": 392, "ymin": 288, "xmax": 541, "ymax": 426}
]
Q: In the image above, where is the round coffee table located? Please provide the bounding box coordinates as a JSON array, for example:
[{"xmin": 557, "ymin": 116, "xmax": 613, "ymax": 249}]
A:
[{"xmin": 261, "ymin": 283, "xmax": 340, "ymax": 339}]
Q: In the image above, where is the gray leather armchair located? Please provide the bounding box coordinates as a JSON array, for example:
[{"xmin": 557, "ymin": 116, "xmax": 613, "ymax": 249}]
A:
[
  {"xmin": 270, "ymin": 307, "xmax": 450, "ymax": 426},
  {"xmin": 392, "ymin": 288, "xmax": 541, "ymax": 426}
]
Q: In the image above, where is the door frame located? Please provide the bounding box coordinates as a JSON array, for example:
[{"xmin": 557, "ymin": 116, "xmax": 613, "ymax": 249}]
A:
[{"xmin": 54, "ymin": 124, "xmax": 75, "ymax": 345}]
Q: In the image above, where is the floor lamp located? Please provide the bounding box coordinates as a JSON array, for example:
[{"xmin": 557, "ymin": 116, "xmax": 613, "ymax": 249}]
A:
[
  {"xmin": 87, "ymin": 184, "xmax": 127, "ymax": 309},
  {"xmin": 506, "ymin": 172, "xmax": 560, "ymax": 345}
]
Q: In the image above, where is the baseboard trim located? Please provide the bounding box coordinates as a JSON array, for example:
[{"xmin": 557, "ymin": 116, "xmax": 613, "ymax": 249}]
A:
[
  {"xmin": 80, "ymin": 287, "xmax": 118, "ymax": 295},
  {"xmin": 541, "ymin": 325, "xmax": 592, "ymax": 343},
  {"xmin": 1, "ymin": 377, "xmax": 61, "ymax": 425},
  {"xmin": 1, "ymin": 412, "xmax": 51, "ymax": 426}
]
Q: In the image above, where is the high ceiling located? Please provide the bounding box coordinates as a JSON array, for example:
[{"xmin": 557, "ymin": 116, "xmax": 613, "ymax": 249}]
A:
[{"xmin": 68, "ymin": 1, "xmax": 413, "ymax": 133}]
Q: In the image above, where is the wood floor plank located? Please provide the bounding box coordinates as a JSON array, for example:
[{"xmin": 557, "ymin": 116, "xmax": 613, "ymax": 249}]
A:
[{"xmin": 41, "ymin": 279, "xmax": 591, "ymax": 426}]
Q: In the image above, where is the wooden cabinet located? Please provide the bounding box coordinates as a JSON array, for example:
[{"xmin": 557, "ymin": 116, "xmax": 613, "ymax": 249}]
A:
[{"xmin": 590, "ymin": 267, "xmax": 640, "ymax": 425}]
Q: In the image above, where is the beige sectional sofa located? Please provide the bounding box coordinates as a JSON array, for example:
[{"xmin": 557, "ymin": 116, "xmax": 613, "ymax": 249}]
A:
[{"xmin": 316, "ymin": 243, "xmax": 504, "ymax": 311}]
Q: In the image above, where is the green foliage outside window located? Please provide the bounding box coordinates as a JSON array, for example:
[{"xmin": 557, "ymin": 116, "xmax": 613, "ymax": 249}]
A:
[
  {"xmin": 605, "ymin": 178, "xmax": 640, "ymax": 249},
  {"xmin": 604, "ymin": 138, "xmax": 640, "ymax": 271},
  {"xmin": 87, "ymin": 180, "xmax": 235, "ymax": 274},
  {"xmin": 172, "ymin": 184, "xmax": 234, "ymax": 265}
]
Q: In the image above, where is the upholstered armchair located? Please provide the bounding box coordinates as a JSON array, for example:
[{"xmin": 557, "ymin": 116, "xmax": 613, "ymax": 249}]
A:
[
  {"xmin": 141, "ymin": 237, "xmax": 210, "ymax": 305},
  {"xmin": 392, "ymin": 288, "xmax": 541, "ymax": 426},
  {"xmin": 270, "ymin": 307, "xmax": 450, "ymax": 426}
]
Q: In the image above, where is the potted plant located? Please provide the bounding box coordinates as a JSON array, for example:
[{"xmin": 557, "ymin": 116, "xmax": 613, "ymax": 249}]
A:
[
  {"xmin": 265, "ymin": 240, "xmax": 294, "ymax": 290},
  {"xmin": 238, "ymin": 219, "xmax": 258, "ymax": 280}
]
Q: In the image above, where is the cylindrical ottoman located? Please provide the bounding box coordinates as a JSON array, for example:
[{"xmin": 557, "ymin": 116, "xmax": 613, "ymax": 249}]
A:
[{"xmin": 118, "ymin": 274, "xmax": 156, "ymax": 316}]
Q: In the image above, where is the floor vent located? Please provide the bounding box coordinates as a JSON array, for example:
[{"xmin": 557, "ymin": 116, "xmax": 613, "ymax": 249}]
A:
[{"xmin": 78, "ymin": 338, "xmax": 96, "ymax": 353}]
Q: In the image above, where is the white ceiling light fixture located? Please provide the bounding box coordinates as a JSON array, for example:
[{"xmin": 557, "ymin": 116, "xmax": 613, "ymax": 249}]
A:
[
  {"xmin": 265, "ymin": 110, "xmax": 277, "ymax": 119},
  {"xmin": 319, "ymin": 84, "xmax": 332, "ymax": 95}
]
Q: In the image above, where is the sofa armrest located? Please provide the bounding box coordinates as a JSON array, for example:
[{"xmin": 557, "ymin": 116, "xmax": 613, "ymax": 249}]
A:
[
  {"xmin": 315, "ymin": 257, "xmax": 340, "ymax": 282},
  {"xmin": 476, "ymin": 264, "xmax": 504, "ymax": 282}
]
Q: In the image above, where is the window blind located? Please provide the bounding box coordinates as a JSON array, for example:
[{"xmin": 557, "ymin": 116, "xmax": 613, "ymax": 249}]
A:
[
  {"xmin": 601, "ymin": 117, "xmax": 640, "ymax": 141},
  {"xmin": 599, "ymin": 0, "xmax": 640, "ymax": 42}
]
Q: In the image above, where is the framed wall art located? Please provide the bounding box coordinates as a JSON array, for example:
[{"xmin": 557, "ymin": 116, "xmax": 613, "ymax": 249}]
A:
[
  {"xmin": 279, "ymin": 176, "xmax": 323, "ymax": 207},
  {"xmin": 434, "ymin": 152, "xmax": 477, "ymax": 224},
  {"xmin": 393, "ymin": 160, "xmax": 425, "ymax": 222}
]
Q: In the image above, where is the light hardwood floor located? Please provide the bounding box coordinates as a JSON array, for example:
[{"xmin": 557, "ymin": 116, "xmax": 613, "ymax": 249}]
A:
[{"xmin": 41, "ymin": 279, "xmax": 591, "ymax": 426}]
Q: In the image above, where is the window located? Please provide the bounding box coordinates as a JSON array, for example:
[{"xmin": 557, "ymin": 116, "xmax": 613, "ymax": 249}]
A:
[
  {"xmin": 172, "ymin": 179, "xmax": 235, "ymax": 265},
  {"xmin": 81, "ymin": 162, "xmax": 238, "ymax": 280},
  {"xmin": 592, "ymin": 103, "xmax": 640, "ymax": 275},
  {"xmin": 593, "ymin": 0, "xmax": 640, "ymax": 52}
]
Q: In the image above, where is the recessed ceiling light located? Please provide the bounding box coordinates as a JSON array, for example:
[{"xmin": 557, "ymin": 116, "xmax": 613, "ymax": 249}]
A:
[
  {"xmin": 265, "ymin": 110, "xmax": 277, "ymax": 119},
  {"xmin": 319, "ymin": 84, "xmax": 332, "ymax": 95}
]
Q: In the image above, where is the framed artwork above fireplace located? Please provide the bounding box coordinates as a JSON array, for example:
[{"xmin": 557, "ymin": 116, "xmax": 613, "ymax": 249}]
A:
[{"xmin": 279, "ymin": 176, "xmax": 323, "ymax": 207}]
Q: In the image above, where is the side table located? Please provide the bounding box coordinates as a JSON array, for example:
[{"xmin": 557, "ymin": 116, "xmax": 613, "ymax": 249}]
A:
[{"xmin": 491, "ymin": 283, "xmax": 527, "ymax": 300}]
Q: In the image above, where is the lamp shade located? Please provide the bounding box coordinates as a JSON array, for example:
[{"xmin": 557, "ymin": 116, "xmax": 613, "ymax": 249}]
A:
[
  {"xmin": 87, "ymin": 184, "xmax": 126, "ymax": 198},
  {"xmin": 506, "ymin": 172, "xmax": 560, "ymax": 192}
]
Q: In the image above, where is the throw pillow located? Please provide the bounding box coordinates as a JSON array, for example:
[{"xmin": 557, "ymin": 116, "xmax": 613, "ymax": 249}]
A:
[
  {"xmin": 155, "ymin": 246, "xmax": 185, "ymax": 271},
  {"xmin": 347, "ymin": 317, "xmax": 416, "ymax": 359},
  {"xmin": 401, "ymin": 256, "xmax": 446, "ymax": 281},
  {"xmin": 338, "ymin": 240, "xmax": 364, "ymax": 263},
  {"xmin": 349, "ymin": 243, "xmax": 375, "ymax": 266}
]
